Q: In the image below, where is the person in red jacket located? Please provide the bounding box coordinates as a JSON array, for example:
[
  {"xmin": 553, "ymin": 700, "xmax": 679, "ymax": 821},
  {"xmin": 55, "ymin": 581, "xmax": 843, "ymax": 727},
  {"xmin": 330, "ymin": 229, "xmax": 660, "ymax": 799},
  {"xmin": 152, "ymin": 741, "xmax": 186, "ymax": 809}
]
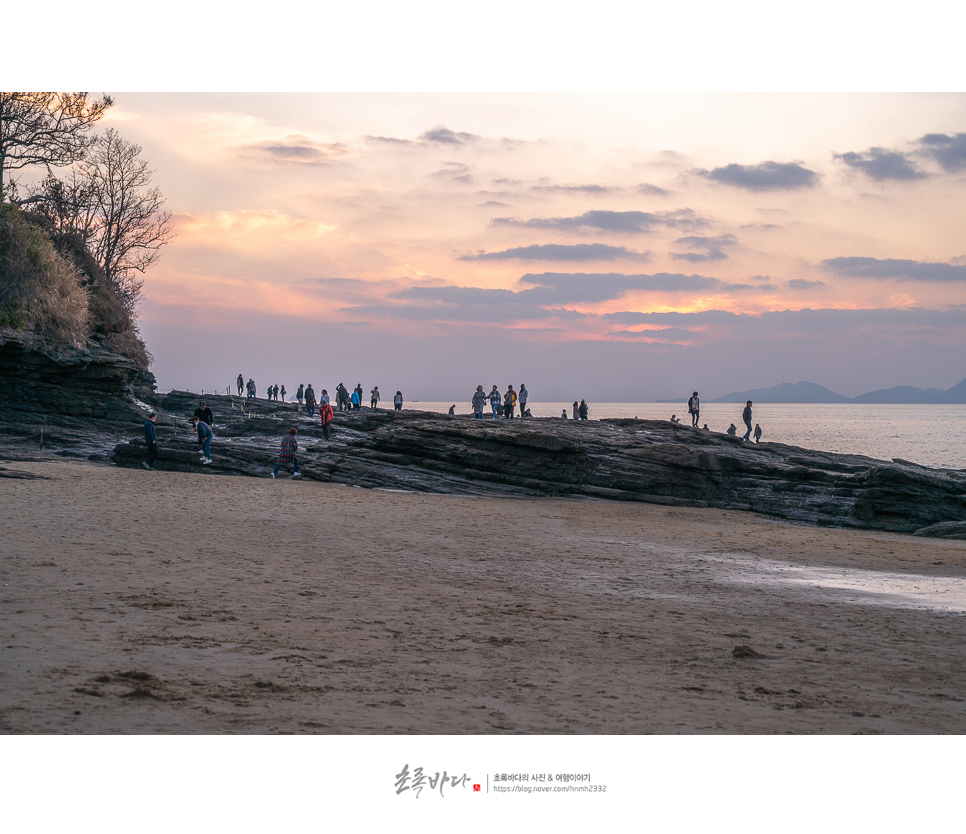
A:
[{"xmin": 319, "ymin": 401, "xmax": 334, "ymax": 441}]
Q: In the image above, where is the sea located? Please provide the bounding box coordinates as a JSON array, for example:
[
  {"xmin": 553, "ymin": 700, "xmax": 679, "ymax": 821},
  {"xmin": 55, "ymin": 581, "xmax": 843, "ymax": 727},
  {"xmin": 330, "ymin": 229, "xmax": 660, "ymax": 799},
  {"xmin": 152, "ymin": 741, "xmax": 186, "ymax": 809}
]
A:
[{"xmin": 407, "ymin": 401, "xmax": 966, "ymax": 471}]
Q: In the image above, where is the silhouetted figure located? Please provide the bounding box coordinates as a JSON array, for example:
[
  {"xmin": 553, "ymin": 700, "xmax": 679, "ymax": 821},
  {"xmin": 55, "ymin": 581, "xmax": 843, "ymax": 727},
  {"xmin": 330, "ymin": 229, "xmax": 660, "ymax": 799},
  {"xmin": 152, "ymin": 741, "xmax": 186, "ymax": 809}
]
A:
[
  {"xmin": 489, "ymin": 385, "xmax": 501, "ymax": 418},
  {"xmin": 394, "ymin": 391, "xmax": 404, "ymax": 411},
  {"xmin": 142, "ymin": 413, "xmax": 159, "ymax": 470},
  {"xmin": 754, "ymin": 423, "xmax": 762, "ymax": 443},
  {"xmin": 742, "ymin": 400, "xmax": 753, "ymax": 442},
  {"xmin": 578, "ymin": 400, "xmax": 588, "ymax": 420},
  {"xmin": 448, "ymin": 404, "xmax": 456, "ymax": 415},
  {"xmin": 237, "ymin": 374, "xmax": 244, "ymax": 396},
  {"xmin": 726, "ymin": 423, "xmax": 737, "ymax": 436}
]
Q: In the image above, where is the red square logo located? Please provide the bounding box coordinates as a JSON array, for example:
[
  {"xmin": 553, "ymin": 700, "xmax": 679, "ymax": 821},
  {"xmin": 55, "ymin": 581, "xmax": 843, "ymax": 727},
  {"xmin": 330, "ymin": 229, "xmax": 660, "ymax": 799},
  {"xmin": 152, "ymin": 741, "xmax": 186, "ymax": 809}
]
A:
[{"xmin": 473, "ymin": 784, "xmax": 481, "ymax": 792}]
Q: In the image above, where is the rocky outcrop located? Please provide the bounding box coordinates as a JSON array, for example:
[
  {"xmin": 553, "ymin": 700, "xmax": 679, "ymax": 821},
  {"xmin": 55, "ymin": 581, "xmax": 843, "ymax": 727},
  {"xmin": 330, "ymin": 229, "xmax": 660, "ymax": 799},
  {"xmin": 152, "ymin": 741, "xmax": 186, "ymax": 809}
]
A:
[
  {"xmin": 109, "ymin": 391, "xmax": 966, "ymax": 536},
  {"xmin": 0, "ymin": 327, "xmax": 149, "ymax": 460}
]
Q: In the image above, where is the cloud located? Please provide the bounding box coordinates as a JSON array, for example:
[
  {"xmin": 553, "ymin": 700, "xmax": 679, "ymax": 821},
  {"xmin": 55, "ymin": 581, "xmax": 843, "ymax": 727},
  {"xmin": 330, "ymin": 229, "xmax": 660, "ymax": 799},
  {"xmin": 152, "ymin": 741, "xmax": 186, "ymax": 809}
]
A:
[
  {"xmin": 822, "ymin": 256, "xmax": 966, "ymax": 282},
  {"xmin": 431, "ymin": 162, "xmax": 475, "ymax": 183},
  {"xmin": 478, "ymin": 200, "xmax": 509, "ymax": 207},
  {"xmin": 240, "ymin": 135, "xmax": 350, "ymax": 165},
  {"xmin": 531, "ymin": 184, "xmax": 617, "ymax": 194},
  {"xmin": 492, "ymin": 209, "xmax": 707, "ymax": 233},
  {"xmin": 517, "ymin": 272, "xmax": 723, "ymax": 304},
  {"xmin": 697, "ymin": 161, "xmax": 818, "ymax": 191},
  {"xmin": 670, "ymin": 233, "xmax": 738, "ymax": 262},
  {"xmin": 458, "ymin": 244, "xmax": 650, "ymax": 262},
  {"xmin": 835, "ymin": 147, "xmax": 926, "ymax": 181},
  {"xmin": 918, "ymin": 133, "xmax": 966, "ymax": 172},
  {"xmin": 364, "ymin": 135, "xmax": 414, "ymax": 146},
  {"xmin": 173, "ymin": 210, "xmax": 336, "ymax": 250},
  {"xmin": 637, "ymin": 183, "xmax": 669, "ymax": 196},
  {"xmin": 419, "ymin": 125, "xmax": 480, "ymax": 145},
  {"xmin": 787, "ymin": 278, "xmax": 826, "ymax": 290}
]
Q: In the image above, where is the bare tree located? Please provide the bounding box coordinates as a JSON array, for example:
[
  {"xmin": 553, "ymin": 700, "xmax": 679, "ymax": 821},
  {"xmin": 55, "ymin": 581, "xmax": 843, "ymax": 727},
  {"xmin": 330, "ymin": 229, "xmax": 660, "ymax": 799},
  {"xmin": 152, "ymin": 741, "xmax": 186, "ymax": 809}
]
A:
[
  {"xmin": 74, "ymin": 128, "xmax": 173, "ymax": 311},
  {"xmin": 0, "ymin": 92, "xmax": 113, "ymax": 197}
]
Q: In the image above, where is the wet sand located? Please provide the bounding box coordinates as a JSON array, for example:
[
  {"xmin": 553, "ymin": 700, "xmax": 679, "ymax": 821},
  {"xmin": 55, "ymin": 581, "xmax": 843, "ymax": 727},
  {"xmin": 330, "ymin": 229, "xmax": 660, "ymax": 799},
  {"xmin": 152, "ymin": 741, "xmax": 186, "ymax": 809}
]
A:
[{"xmin": 2, "ymin": 460, "xmax": 966, "ymax": 734}]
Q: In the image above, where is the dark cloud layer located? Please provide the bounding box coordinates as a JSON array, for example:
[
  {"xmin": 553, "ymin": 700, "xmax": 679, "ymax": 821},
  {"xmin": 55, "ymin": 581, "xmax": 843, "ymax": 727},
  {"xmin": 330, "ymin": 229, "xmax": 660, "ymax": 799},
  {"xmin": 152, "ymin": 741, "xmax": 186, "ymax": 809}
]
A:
[
  {"xmin": 698, "ymin": 161, "xmax": 818, "ymax": 191},
  {"xmin": 459, "ymin": 244, "xmax": 650, "ymax": 262},
  {"xmin": 670, "ymin": 234, "xmax": 737, "ymax": 263},
  {"xmin": 419, "ymin": 125, "xmax": 480, "ymax": 145},
  {"xmin": 918, "ymin": 133, "xmax": 966, "ymax": 172},
  {"xmin": 242, "ymin": 136, "xmax": 348, "ymax": 165},
  {"xmin": 835, "ymin": 147, "xmax": 926, "ymax": 181},
  {"xmin": 822, "ymin": 257, "xmax": 966, "ymax": 282},
  {"xmin": 787, "ymin": 278, "xmax": 826, "ymax": 290},
  {"xmin": 492, "ymin": 209, "xmax": 707, "ymax": 233}
]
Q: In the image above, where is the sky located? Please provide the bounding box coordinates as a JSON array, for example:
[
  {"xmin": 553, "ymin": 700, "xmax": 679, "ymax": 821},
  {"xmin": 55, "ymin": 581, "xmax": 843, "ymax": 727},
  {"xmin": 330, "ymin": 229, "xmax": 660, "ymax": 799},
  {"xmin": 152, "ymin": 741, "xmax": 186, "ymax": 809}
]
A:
[{"xmin": 96, "ymin": 92, "xmax": 966, "ymax": 400}]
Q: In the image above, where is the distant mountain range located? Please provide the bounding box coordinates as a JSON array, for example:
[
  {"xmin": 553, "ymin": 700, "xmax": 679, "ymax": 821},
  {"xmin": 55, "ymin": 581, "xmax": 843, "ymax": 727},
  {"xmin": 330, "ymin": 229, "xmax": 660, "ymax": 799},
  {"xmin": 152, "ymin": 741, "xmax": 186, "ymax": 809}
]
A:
[{"xmin": 705, "ymin": 379, "xmax": 966, "ymax": 404}]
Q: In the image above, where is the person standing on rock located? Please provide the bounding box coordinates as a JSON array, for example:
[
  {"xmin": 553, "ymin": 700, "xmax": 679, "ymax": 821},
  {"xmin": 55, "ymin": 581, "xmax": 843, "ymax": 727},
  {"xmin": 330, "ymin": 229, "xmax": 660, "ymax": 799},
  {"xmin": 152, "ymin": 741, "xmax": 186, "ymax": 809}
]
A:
[
  {"xmin": 273, "ymin": 384, "xmax": 279, "ymax": 402},
  {"xmin": 272, "ymin": 427, "xmax": 301, "ymax": 479},
  {"xmin": 236, "ymin": 374, "xmax": 244, "ymax": 396},
  {"xmin": 354, "ymin": 384, "xmax": 364, "ymax": 410},
  {"xmin": 573, "ymin": 401, "xmax": 579, "ymax": 420},
  {"xmin": 193, "ymin": 401, "xmax": 213, "ymax": 428},
  {"xmin": 296, "ymin": 384, "xmax": 304, "ymax": 406},
  {"xmin": 742, "ymin": 400, "xmax": 753, "ymax": 442},
  {"xmin": 336, "ymin": 383, "xmax": 349, "ymax": 411},
  {"xmin": 280, "ymin": 384, "xmax": 286, "ymax": 402},
  {"xmin": 319, "ymin": 400, "xmax": 334, "ymax": 441},
  {"xmin": 370, "ymin": 386, "xmax": 380, "ymax": 409},
  {"xmin": 394, "ymin": 391, "xmax": 403, "ymax": 411},
  {"xmin": 754, "ymin": 423, "xmax": 762, "ymax": 443},
  {"xmin": 688, "ymin": 391, "xmax": 700, "ymax": 428},
  {"xmin": 247, "ymin": 379, "xmax": 256, "ymax": 399},
  {"xmin": 320, "ymin": 389, "xmax": 330, "ymax": 407},
  {"xmin": 561, "ymin": 409, "xmax": 568, "ymax": 419},
  {"xmin": 142, "ymin": 413, "xmax": 160, "ymax": 470},
  {"xmin": 727, "ymin": 423, "xmax": 737, "ymax": 436},
  {"xmin": 489, "ymin": 385, "xmax": 502, "ymax": 418},
  {"xmin": 305, "ymin": 384, "xmax": 316, "ymax": 417},
  {"xmin": 578, "ymin": 399, "xmax": 588, "ymax": 420},
  {"xmin": 519, "ymin": 384, "xmax": 528, "ymax": 416},
  {"xmin": 472, "ymin": 385, "xmax": 487, "ymax": 419},
  {"xmin": 503, "ymin": 385, "xmax": 517, "ymax": 419},
  {"xmin": 448, "ymin": 404, "xmax": 456, "ymax": 415},
  {"xmin": 192, "ymin": 415, "xmax": 213, "ymax": 465}
]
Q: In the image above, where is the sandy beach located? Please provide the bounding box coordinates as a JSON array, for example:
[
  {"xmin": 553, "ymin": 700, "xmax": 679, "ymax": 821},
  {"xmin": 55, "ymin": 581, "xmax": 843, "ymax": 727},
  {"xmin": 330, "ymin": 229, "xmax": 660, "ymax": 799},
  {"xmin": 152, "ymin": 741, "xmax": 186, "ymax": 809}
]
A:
[{"xmin": 2, "ymin": 459, "xmax": 966, "ymax": 734}]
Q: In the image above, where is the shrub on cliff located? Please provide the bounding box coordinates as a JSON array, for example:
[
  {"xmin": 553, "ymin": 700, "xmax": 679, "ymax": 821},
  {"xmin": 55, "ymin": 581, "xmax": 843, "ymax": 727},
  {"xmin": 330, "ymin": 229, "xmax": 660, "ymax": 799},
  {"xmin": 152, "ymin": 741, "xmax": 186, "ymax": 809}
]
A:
[{"xmin": 0, "ymin": 201, "xmax": 88, "ymax": 343}]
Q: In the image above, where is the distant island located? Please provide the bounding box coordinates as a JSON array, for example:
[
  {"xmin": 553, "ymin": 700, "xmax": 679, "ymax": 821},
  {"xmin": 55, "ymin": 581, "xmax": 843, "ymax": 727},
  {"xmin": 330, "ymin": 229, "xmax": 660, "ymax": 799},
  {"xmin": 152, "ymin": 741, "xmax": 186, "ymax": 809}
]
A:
[{"xmin": 704, "ymin": 379, "xmax": 966, "ymax": 404}]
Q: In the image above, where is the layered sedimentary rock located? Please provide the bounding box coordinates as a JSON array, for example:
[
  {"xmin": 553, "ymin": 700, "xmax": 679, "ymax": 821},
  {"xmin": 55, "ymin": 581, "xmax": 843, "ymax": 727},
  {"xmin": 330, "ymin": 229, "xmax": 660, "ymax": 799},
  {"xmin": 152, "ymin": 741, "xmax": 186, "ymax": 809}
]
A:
[
  {"xmin": 108, "ymin": 391, "xmax": 966, "ymax": 536},
  {"xmin": 0, "ymin": 326, "xmax": 148, "ymax": 458}
]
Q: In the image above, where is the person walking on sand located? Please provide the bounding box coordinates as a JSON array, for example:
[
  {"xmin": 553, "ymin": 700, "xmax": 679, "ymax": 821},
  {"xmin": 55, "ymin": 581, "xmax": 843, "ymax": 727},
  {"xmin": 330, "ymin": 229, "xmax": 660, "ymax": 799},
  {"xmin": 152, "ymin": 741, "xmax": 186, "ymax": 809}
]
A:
[
  {"xmin": 579, "ymin": 399, "xmax": 588, "ymax": 420},
  {"xmin": 305, "ymin": 384, "xmax": 316, "ymax": 417},
  {"xmin": 394, "ymin": 391, "xmax": 403, "ymax": 411},
  {"xmin": 192, "ymin": 415, "xmax": 213, "ymax": 465},
  {"xmin": 142, "ymin": 412, "xmax": 160, "ymax": 470},
  {"xmin": 237, "ymin": 374, "xmax": 244, "ymax": 396},
  {"xmin": 472, "ymin": 385, "xmax": 487, "ymax": 419},
  {"xmin": 296, "ymin": 384, "xmax": 304, "ymax": 405},
  {"xmin": 742, "ymin": 400, "xmax": 753, "ymax": 442},
  {"xmin": 688, "ymin": 391, "xmax": 700, "ymax": 428},
  {"xmin": 489, "ymin": 385, "xmax": 502, "ymax": 418},
  {"xmin": 370, "ymin": 386, "xmax": 380, "ymax": 409},
  {"xmin": 518, "ymin": 384, "xmax": 528, "ymax": 416},
  {"xmin": 504, "ymin": 385, "xmax": 517, "ymax": 419},
  {"xmin": 754, "ymin": 423, "xmax": 762, "ymax": 444},
  {"xmin": 320, "ymin": 400, "xmax": 334, "ymax": 441},
  {"xmin": 272, "ymin": 427, "xmax": 301, "ymax": 479}
]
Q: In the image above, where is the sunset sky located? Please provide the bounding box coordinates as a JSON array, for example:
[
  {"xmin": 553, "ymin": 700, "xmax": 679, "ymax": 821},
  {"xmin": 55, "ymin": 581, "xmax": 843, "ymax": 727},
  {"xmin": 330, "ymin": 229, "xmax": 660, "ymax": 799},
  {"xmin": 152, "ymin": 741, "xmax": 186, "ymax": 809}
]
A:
[{"xmin": 90, "ymin": 93, "xmax": 966, "ymax": 399}]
